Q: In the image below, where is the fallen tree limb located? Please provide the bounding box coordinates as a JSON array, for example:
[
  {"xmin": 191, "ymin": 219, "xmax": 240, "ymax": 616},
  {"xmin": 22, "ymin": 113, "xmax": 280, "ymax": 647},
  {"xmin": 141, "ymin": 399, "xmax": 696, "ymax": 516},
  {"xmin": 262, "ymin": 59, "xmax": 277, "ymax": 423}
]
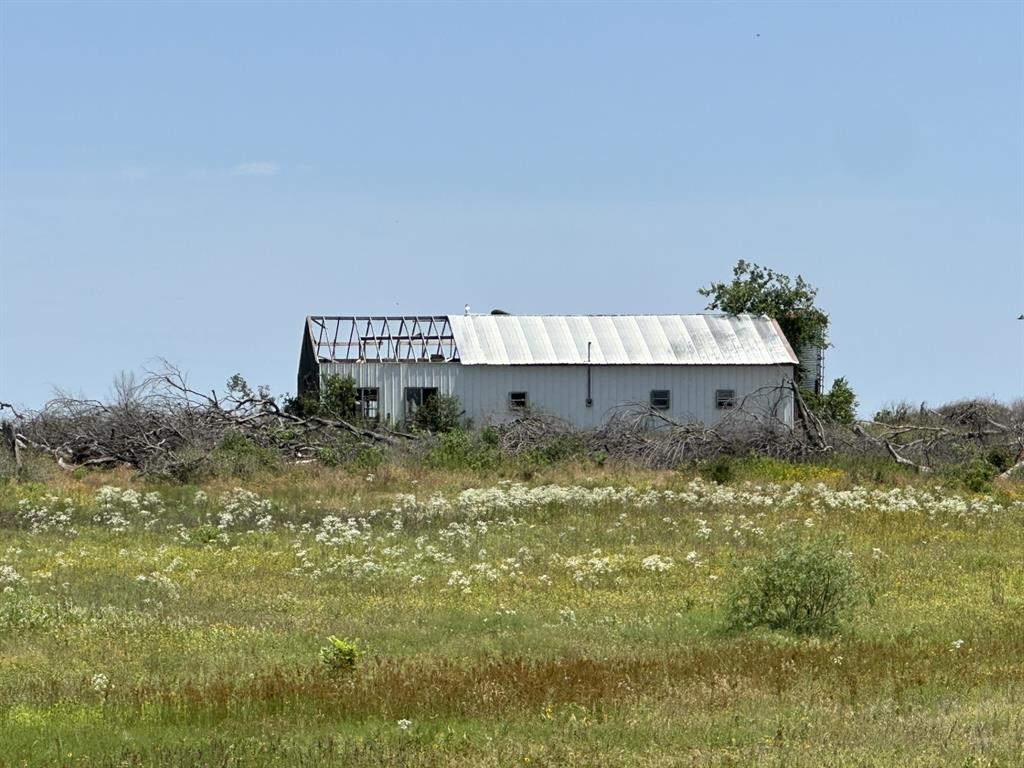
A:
[
  {"xmin": 1, "ymin": 363, "xmax": 420, "ymax": 476},
  {"xmin": 884, "ymin": 440, "xmax": 931, "ymax": 473}
]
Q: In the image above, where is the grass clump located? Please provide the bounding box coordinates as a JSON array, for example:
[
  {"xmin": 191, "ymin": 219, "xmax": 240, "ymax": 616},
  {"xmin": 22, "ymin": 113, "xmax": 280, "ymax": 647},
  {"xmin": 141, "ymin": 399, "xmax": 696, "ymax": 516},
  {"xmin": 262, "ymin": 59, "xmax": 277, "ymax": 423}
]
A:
[
  {"xmin": 727, "ymin": 535, "xmax": 860, "ymax": 636},
  {"xmin": 423, "ymin": 429, "xmax": 501, "ymax": 471},
  {"xmin": 211, "ymin": 432, "xmax": 281, "ymax": 478},
  {"xmin": 319, "ymin": 636, "xmax": 361, "ymax": 673}
]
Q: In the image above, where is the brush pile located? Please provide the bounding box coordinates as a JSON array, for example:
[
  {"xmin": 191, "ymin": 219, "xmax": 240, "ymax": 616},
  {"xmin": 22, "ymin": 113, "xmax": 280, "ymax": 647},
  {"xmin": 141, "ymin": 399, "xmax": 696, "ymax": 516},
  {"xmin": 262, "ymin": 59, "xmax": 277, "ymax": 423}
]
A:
[
  {"xmin": 0, "ymin": 363, "xmax": 410, "ymax": 478},
  {"xmin": 3, "ymin": 365, "xmax": 1022, "ymax": 479}
]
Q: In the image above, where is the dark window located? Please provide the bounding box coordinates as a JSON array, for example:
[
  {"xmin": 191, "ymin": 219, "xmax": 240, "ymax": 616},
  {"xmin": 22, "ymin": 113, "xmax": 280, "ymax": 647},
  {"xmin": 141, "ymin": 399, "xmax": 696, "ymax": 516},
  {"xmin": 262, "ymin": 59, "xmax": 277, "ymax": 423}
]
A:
[
  {"xmin": 356, "ymin": 388, "xmax": 378, "ymax": 420},
  {"xmin": 650, "ymin": 390, "xmax": 670, "ymax": 410},
  {"xmin": 508, "ymin": 391, "xmax": 528, "ymax": 409},
  {"xmin": 404, "ymin": 387, "xmax": 438, "ymax": 417},
  {"xmin": 716, "ymin": 389, "xmax": 736, "ymax": 409}
]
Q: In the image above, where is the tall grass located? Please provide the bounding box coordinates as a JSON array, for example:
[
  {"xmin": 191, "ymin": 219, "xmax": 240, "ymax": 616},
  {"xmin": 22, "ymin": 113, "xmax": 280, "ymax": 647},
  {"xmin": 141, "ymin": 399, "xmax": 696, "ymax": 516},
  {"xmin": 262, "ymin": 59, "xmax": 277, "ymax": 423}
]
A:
[{"xmin": 0, "ymin": 466, "xmax": 1022, "ymax": 766}]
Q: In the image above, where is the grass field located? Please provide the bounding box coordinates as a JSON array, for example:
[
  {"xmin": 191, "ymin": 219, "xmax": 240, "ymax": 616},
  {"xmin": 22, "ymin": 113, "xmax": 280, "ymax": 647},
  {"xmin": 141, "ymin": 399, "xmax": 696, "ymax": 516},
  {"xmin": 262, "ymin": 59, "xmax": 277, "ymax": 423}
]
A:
[{"xmin": 1, "ymin": 463, "xmax": 1023, "ymax": 767}]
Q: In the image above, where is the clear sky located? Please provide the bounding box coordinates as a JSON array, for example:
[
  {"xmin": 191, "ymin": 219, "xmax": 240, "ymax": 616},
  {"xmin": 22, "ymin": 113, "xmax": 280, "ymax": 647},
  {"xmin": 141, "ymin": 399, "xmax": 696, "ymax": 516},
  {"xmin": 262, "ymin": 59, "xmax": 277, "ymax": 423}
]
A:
[{"xmin": 1, "ymin": 1, "xmax": 1022, "ymax": 416}]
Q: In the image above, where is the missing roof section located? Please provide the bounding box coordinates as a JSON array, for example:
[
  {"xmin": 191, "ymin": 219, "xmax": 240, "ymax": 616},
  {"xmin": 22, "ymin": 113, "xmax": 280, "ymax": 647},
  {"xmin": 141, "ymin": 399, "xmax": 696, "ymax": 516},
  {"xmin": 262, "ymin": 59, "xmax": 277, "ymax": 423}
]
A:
[{"xmin": 308, "ymin": 316, "xmax": 460, "ymax": 363}]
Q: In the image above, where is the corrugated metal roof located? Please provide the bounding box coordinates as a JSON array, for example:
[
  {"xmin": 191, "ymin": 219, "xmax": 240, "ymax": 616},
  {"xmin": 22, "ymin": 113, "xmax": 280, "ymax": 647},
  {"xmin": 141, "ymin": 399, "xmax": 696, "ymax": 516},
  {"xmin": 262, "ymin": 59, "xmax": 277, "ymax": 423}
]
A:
[{"xmin": 447, "ymin": 314, "xmax": 798, "ymax": 366}]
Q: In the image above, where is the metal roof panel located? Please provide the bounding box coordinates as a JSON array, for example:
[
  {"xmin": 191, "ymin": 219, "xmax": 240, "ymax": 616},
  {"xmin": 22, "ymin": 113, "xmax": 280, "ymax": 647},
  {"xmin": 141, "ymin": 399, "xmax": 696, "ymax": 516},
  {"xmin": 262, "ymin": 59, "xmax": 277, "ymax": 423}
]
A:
[{"xmin": 445, "ymin": 314, "xmax": 798, "ymax": 366}]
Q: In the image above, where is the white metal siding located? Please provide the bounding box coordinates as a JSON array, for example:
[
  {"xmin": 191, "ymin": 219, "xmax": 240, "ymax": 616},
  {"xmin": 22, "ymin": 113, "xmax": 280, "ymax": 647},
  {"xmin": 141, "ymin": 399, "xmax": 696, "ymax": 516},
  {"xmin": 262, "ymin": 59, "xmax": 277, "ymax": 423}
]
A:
[{"xmin": 320, "ymin": 362, "xmax": 794, "ymax": 428}]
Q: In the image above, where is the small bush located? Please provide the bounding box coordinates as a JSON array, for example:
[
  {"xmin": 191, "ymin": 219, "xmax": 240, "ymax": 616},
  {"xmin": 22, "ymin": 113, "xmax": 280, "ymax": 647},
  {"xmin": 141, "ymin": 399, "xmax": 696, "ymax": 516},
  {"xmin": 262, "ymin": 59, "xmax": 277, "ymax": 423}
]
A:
[
  {"xmin": 803, "ymin": 378, "xmax": 858, "ymax": 425},
  {"xmin": 727, "ymin": 536, "xmax": 860, "ymax": 636},
  {"xmin": 873, "ymin": 402, "xmax": 907, "ymax": 424},
  {"xmin": 319, "ymin": 635, "xmax": 360, "ymax": 673},
  {"xmin": 414, "ymin": 393, "xmax": 463, "ymax": 433},
  {"xmin": 961, "ymin": 459, "xmax": 997, "ymax": 494},
  {"xmin": 352, "ymin": 445, "xmax": 386, "ymax": 471},
  {"xmin": 700, "ymin": 456, "xmax": 735, "ymax": 485},
  {"xmin": 424, "ymin": 429, "xmax": 501, "ymax": 471},
  {"xmin": 191, "ymin": 524, "xmax": 224, "ymax": 545},
  {"xmin": 283, "ymin": 392, "xmax": 322, "ymax": 418},
  {"xmin": 317, "ymin": 445, "xmax": 343, "ymax": 467},
  {"xmin": 985, "ymin": 448, "xmax": 1012, "ymax": 473},
  {"xmin": 321, "ymin": 375, "xmax": 358, "ymax": 420},
  {"xmin": 211, "ymin": 432, "xmax": 280, "ymax": 478},
  {"xmin": 536, "ymin": 433, "xmax": 588, "ymax": 464}
]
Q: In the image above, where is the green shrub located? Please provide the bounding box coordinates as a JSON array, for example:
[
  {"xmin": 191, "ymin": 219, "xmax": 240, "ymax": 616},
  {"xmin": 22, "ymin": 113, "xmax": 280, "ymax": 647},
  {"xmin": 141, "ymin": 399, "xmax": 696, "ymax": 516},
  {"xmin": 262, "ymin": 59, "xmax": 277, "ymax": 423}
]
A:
[
  {"xmin": 353, "ymin": 445, "xmax": 386, "ymax": 471},
  {"xmin": 414, "ymin": 393, "xmax": 463, "ymax": 433},
  {"xmin": 283, "ymin": 392, "xmax": 322, "ymax": 418},
  {"xmin": 480, "ymin": 426, "xmax": 501, "ymax": 448},
  {"xmin": 538, "ymin": 433, "xmax": 588, "ymax": 464},
  {"xmin": 803, "ymin": 377, "xmax": 858, "ymax": 425},
  {"xmin": 985, "ymin": 448, "xmax": 1012, "ymax": 473},
  {"xmin": 727, "ymin": 536, "xmax": 860, "ymax": 636},
  {"xmin": 317, "ymin": 445, "xmax": 342, "ymax": 467},
  {"xmin": 961, "ymin": 459, "xmax": 997, "ymax": 494},
  {"xmin": 700, "ymin": 456, "xmax": 735, "ymax": 485},
  {"xmin": 321, "ymin": 375, "xmax": 358, "ymax": 420},
  {"xmin": 873, "ymin": 401, "xmax": 932, "ymax": 426},
  {"xmin": 191, "ymin": 524, "xmax": 224, "ymax": 545},
  {"xmin": 319, "ymin": 635, "xmax": 360, "ymax": 673},
  {"xmin": 211, "ymin": 432, "xmax": 280, "ymax": 478},
  {"xmin": 424, "ymin": 429, "xmax": 501, "ymax": 471}
]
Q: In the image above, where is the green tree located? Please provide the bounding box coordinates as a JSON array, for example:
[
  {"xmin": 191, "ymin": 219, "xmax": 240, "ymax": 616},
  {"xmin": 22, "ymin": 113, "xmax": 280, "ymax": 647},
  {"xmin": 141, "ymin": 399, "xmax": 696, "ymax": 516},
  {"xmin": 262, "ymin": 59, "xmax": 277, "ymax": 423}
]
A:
[
  {"xmin": 802, "ymin": 377, "xmax": 859, "ymax": 424},
  {"xmin": 822, "ymin": 377, "xmax": 857, "ymax": 425},
  {"xmin": 414, "ymin": 393, "xmax": 463, "ymax": 433},
  {"xmin": 699, "ymin": 260, "xmax": 829, "ymax": 353},
  {"xmin": 321, "ymin": 375, "xmax": 358, "ymax": 420}
]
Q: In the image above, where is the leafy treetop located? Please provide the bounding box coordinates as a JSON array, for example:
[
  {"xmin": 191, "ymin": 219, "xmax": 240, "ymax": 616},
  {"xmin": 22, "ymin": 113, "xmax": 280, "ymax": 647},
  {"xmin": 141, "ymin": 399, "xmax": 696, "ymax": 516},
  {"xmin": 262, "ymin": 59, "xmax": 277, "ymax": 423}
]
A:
[{"xmin": 699, "ymin": 260, "xmax": 829, "ymax": 352}]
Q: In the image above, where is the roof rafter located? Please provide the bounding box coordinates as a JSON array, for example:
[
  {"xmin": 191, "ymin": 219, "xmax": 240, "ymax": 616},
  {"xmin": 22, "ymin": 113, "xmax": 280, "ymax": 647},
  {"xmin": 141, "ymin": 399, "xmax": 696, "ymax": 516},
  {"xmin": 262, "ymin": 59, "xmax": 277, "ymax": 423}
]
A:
[{"xmin": 308, "ymin": 316, "xmax": 459, "ymax": 363}]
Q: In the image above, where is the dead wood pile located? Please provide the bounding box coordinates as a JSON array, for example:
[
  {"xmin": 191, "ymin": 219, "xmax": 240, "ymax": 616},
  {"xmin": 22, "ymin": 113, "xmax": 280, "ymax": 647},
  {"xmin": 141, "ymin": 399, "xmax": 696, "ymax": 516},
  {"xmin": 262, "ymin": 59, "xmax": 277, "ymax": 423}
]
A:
[
  {"xmin": 0, "ymin": 364, "xmax": 412, "ymax": 478},
  {"xmin": 3, "ymin": 371, "xmax": 1022, "ymax": 478}
]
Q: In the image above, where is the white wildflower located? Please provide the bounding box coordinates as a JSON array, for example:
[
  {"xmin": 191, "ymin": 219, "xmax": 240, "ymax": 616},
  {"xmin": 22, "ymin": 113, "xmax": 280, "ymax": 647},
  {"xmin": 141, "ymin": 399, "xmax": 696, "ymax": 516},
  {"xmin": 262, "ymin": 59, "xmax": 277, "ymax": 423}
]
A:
[
  {"xmin": 641, "ymin": 554, "xmax": 674, "ymax": 573},
  {"xmin": 91, "ymin": 673, "xmax": 110, "ymax": 694},
  {"xmin": 0, "ymin": 565, "xmax": 22, "ymax": 585}
]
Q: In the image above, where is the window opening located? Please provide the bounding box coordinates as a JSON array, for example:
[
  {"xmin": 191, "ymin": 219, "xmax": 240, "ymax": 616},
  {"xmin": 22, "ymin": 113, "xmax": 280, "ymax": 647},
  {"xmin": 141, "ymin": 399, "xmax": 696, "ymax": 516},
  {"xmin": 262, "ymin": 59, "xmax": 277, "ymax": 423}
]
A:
[
  {"xmin": 650, "ymin": 390, "xmax": 671, "ymax": 410},
  {"xmin": 716, "ymin": 389, "xmax": 736, "ymax": 409},
  {"xmin": 405, "ymin": 387, "xmax": 438, "ymax": 417},
  {"xmin": 356, "ymin": 388, "xmax": 379, "ymax": 420}
]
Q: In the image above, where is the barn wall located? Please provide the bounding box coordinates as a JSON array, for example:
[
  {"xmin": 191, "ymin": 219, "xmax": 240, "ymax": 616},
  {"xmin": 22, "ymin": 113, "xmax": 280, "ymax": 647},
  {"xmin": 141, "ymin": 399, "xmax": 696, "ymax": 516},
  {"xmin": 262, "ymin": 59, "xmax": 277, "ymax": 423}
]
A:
[
  {"xmin": 319, "ymin": 362, "xmax": 794, "ymax": 428},
  {"xmin": 297, "ymin": 330, "xmax": 320, "ymax": 397},
  {"xmin": 319, "ymin": 362, "xmax": 463, "ymax": 425}
]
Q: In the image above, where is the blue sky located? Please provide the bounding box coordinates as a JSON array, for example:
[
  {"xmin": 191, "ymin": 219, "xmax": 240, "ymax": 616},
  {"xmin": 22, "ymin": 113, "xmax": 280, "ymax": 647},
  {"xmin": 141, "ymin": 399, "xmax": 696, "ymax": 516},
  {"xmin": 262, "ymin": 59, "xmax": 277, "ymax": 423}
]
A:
[{"xmin": 1, "ymin": 1, "xmax": 1021, "ymax": 416}]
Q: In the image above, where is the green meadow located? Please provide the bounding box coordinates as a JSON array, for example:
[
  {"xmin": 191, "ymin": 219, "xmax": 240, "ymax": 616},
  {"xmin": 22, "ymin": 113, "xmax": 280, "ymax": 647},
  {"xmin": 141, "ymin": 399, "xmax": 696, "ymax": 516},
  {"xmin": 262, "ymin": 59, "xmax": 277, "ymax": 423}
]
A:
[{"xmin": 1, "ymin": 463, "xmax": 1022, "ymax": 767}]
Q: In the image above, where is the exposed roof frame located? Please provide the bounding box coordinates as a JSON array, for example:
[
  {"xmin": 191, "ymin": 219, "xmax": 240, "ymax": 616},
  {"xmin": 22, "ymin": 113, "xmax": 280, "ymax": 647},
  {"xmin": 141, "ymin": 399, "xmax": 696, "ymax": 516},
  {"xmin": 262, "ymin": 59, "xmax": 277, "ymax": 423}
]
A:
[{"xmin": 308, "ymin": 316, "xmax": 459, "ymax": 363}]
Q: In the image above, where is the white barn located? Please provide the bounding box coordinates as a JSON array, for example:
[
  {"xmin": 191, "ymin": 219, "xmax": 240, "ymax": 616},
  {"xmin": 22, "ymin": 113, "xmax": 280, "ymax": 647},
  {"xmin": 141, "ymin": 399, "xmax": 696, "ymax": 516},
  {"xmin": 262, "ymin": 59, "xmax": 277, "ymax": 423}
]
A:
[{"xmin": 298, "ymin": 314, "xmax": 799, "ymax": 429}]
